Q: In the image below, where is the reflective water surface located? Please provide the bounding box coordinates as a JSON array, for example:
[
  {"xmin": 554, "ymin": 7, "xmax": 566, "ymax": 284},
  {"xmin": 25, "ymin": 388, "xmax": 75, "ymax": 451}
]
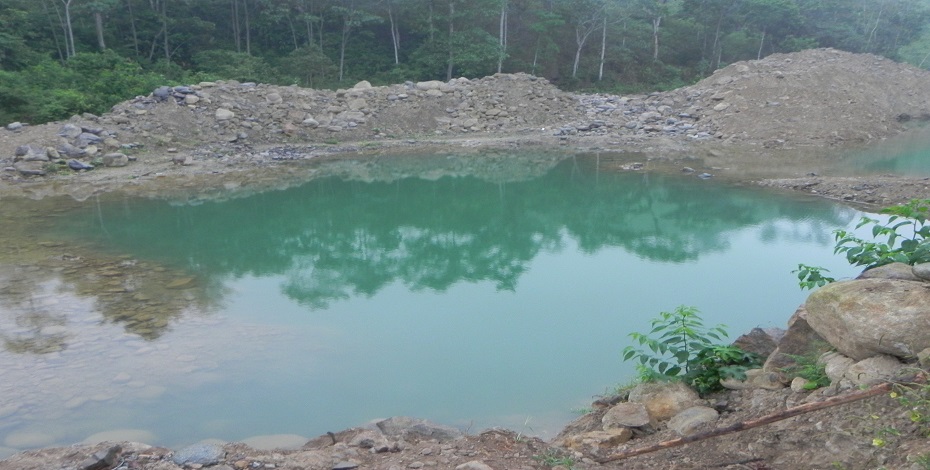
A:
[{"xmin": 0, "ymin": 153, "xmax": 867, "ymax": 456}]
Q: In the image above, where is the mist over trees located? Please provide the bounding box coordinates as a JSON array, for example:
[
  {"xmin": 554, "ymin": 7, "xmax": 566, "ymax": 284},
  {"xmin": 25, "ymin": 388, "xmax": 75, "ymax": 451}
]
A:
[{"xmin": 2, "ymin": 0, "xmax": 930, "ymax": 124}]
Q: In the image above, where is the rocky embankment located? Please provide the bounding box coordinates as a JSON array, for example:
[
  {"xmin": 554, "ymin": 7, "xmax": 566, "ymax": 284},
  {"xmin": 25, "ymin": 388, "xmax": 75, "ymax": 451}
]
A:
[{"xmin": 6, "ymin": 48, "xmax": 930, "ymax": 205}]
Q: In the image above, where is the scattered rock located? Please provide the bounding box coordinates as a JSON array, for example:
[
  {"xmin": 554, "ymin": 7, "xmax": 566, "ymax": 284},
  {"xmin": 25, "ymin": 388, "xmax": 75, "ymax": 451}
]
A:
[
  {"xmin": 102, "ymin": 153, "xmax": 129, "ymax": 167},
  {"xmin": 844, "ymin": 354, "xmax": 905, "ymax": 386},
  {"xmin": 215, "ymin": 108, "xmax": 236, "ymax": 121}
]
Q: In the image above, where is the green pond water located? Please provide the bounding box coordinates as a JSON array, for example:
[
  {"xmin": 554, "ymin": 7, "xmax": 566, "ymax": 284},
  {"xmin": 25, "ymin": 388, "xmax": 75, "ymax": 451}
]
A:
[{"xmin": 0, "ymin": 153, "xmax": 872, "ymax": 455}]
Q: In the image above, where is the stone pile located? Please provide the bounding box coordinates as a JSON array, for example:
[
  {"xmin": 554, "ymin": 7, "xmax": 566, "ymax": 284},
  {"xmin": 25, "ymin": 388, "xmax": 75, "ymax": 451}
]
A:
[{"xmin": 8, "ymin": 123, "xmax": 131, "ymax": 176}]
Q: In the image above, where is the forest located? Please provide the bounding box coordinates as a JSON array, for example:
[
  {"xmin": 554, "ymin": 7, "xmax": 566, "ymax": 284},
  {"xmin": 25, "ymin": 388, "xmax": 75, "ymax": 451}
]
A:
[{"xmin": 2, "ymin": 0, "xmax": 930, "ymax": 125}]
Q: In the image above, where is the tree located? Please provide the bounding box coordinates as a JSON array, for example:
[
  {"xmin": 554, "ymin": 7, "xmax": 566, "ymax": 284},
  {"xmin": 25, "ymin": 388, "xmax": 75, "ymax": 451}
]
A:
[{"xmin": 331, "ymin": 0, "xmax": 381, "ymax": 81}]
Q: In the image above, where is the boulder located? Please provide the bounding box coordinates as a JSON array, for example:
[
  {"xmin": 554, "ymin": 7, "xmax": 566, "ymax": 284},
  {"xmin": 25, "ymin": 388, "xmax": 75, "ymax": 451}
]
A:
[
  {"xmin": 601, "ymin": 402, "xmax": 652, "ymax": 429},
  {"xmin": 171, "ymin": 443, "xmax": 225, "ymax": 466},
  {"xmin": 857, "ymin": 262, "xmax": 920, "ymax": 281},
  {"xmin": 6, "ymin": 122, "xmax": 23, "ymax": 131},
  {"xmin": 562, "ymin": 428, "xmax": 632, "ymax": 453},
  {"xmin": 13, "ymin": 161, "xmax": 46, "ymax": 176},
  {"xmin": 375, "ymin": 416, "xmax": 463, "ymax": 442},
  {"xmin": 732, "ymin": 327, "xmax": 783, "ymax": 359},
  {"xmin": 416, "ymin": 80, "xmax": 443, "ymax": 91},
  {"xmin": 844, "ymin": 354, "xmax": 904, "ymax": 386},
  {"xmin": 806, "ymin": 278, "xmax": 930, "ymax": 360},
  {"xmin": 764, "ymin": 305, "xmax": 831, "ymax": 372},
  {"xmin": 102, "ymin": 153, "xmax": 129, "ymax": 167},
  {"xmin": 627, "ymin": 381, "xmax": 702, "ymax": 421},
  {"xmin": 58, "ymin": 123, "xmax": 83, "ymax": 139},
  {"xmin": 215, "ymin": 108, "xmax": 236, "ymax": 121},
  {"xmin": 914, "ymin": 263, "xmax": 930, "ymax": 281},
  {"xmin": 353, "ymin": 80, "xmax": 373, "ymax": 89},
  {"xmin": 14, "ymin": 145, "xmax": 48, "ymax": 162},
  {"xmin": 667, "ymin": 406, "xmax": 719, "ymax": 437},
  {"xmin": 821, "ymin": 351, "xmax": 855, "ymax": 383}
]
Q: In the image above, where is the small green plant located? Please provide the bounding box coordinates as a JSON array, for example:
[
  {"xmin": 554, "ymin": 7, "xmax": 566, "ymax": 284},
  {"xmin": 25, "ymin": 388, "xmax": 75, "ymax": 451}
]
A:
[
  {"xmin": 622, "ymin": 305, "xmax": 761, "ymax": 396},
  {"xmin": 534, "ymin": 448, "xmax": 575, "ymax": 469},
  {"xmin": 781, "ymin": 353, "xmax": 831, "ymax": 390},
  {"xmin": 793, "ymin": 263, "xmax": 836, "ymax": 290},
  {"xmin": 833, "ymin": 199, "xmax": 930, "ymax": 269}
]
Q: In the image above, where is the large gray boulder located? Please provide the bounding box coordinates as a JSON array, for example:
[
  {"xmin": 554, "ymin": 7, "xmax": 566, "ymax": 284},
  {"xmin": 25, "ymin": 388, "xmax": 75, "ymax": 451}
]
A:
[{"xmin": 806, "ymin": 278, "xmax": 930, "ymax": 360}]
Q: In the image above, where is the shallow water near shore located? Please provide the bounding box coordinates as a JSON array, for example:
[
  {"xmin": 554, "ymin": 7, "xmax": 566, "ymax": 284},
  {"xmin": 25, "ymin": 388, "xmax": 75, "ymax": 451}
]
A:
[{"xmin": 0, "ymin": 153, "xmax": 869, "ymax": 456}]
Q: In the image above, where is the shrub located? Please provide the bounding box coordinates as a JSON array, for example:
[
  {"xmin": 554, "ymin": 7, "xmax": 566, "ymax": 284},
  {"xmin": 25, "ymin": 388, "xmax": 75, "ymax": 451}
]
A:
[{"xmin": 622, "ymin": 305, "xmax": 761, "ymax": 396}]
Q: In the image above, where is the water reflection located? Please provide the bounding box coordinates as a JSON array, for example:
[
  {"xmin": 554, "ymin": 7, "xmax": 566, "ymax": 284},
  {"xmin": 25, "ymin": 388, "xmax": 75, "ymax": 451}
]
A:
[
  {"xmin": 0, "ymin": 152, "xmax": 867, "ymax": 455},
  {"xmin": 49, "ymin": 157, "xmax": 854, "ymax": 315}
]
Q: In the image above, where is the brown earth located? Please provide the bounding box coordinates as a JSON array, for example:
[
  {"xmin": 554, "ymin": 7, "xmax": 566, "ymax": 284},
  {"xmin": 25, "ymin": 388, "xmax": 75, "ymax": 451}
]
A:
[{"xmin": 4, "ymin": 48, "xmax": 930, "ymax": 470}]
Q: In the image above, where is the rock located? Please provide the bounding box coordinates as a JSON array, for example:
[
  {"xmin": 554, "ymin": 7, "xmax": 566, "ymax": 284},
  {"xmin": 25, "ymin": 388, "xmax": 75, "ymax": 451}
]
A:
[
  {"xmin": 68, "ymin": 159, "xmax": 94, "ymax": 171},
  {"xmin": 456, "ymin": 461, "xmax": 494, "ymax": 470},
  {"xmin": 416, "ymin": 81, "xmax": 443, "ymax": 91},
  {"xmin": 821, "ymin": 351, "xmax": 855, "ymax": 383},
  {"xmin": 266, "ymin": 92, "xmax": 283, "ymax": 104},
  {"xmin": 332, "ymin": 461, "xmax": 360, "ymax": 470},
  {"xmin": 563, "ymin": 429, "xmax": 633, "ymax": 453},
  {"xmin": 6, "ymin": 122, "xmax": 23, "ymax": 131},
  {"xmin": 913, "ymin": 263, "xmax": 930, "ymax": 281},
  {"xmin": 215, "ymin": 108, "xmax": 236, "ymax": 121},
  {"xmin": 102, "ymin": 153, "xmax": 129, "ymax": 167},
  {"xmin": 74, "ymin": 132, "xmax": 102, "ymax": 149},
  {"xmin": 425, "ymin": 89, "xmax": 444, "ymax": 98},
  {"xmin": 627, "ymin": 381, "xmax": 702, "ymax": 421},
  {"xmin": 713, "ymin": 102, "xmax": 730, "ymax": 111},
  {"xmin": 919, "ymin": 347, "xmax": 930, "ymax": 369},
  {"xmin": 58, "ymin": 123, "xmax": 83, "ymax": 139},
  {"xmin": 153, "ymin": 86, "xmax": 171, "ymax": 101},
  {"xmin": 14, "ymin": 144, "xmax": 48, "ymax": 162},
  {"xmin": 601, "ymin": 402, "xmax": 652, "ymax": 428},
  {"xmin": 184, "ymin": 94, "xmax": 201, "ymax": 105},
  {"xmin": 732, "ymin": 327, "xmax": 783, "ymax": 358},
  {"xmin": 856, "ymin": 262, "xmax": 920, "ymax": 281},
  {"xmin": 58, "ymin": 142, "xmax": 86, "ymax": 158},
  {"xmin": 844, "ymin": 354, "xmax": 904, "ymax": 386},
  {"xmin": 667, "ymin": 406, "xmax": 719, "ymax": 437},
  {"xmin": 78, "ymin": 445, "xmax": 122, "ymax": 470},
  {"xmin": 806, "ymin": 278, "xmax": 930, "ymax": 360},
  {"xmin": 764, "ymin": 305, "xmax": 831, "ymax": 372},
  {"xmin": 14, "ymin": 161, "xmax": 46, "ymax": 176},
  {"xmin": 171, "ymin": 443, "xmax": 225, "ymax": 466},
  {"xmin": 353, "ymin": 80, "xmax": 373, "ymax": 89},
  {"xmin": 375, "ymin": 417, "xmax": 463, "ymax": 442},
  {"xmin": 722, "ymin": 369, "xmax": 786, "ymax": 390},
  {"xmin": 790, "ymin": 376, "xmax": 812, "ymax": 392},
  {"xmin": 302, "ymin": 118, "xmax": 320, "ymax": 128}
]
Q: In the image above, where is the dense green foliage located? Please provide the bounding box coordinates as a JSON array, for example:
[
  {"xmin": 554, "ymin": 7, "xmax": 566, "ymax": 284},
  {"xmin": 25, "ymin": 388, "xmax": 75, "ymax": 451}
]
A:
[
  {"xmin": 622, "ymin": 305, "xmax": 761, "ymax": 396},
  {"xmin": 3, "ymin": 0, "xmax": 930, "ymax": 124}
]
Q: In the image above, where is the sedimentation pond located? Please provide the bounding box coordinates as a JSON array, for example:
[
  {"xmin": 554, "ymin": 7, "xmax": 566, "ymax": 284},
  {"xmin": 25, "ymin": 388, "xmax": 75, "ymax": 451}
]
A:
[{"xmin": 0, "ymin": 152, "xmax": 875, "ymax": 456}]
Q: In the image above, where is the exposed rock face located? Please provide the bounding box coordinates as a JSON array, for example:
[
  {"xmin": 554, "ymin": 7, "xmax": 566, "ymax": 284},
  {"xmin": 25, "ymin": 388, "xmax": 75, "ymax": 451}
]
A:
[{"xmin": 806, "ymin": 278, "xmax": 930, "ymax": 360}]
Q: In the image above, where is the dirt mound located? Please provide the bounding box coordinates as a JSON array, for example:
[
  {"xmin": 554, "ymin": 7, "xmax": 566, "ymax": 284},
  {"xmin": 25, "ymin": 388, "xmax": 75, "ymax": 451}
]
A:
[{"xmin": 671, "ymin": 48, "xmax": 930, "ymax": 148}]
